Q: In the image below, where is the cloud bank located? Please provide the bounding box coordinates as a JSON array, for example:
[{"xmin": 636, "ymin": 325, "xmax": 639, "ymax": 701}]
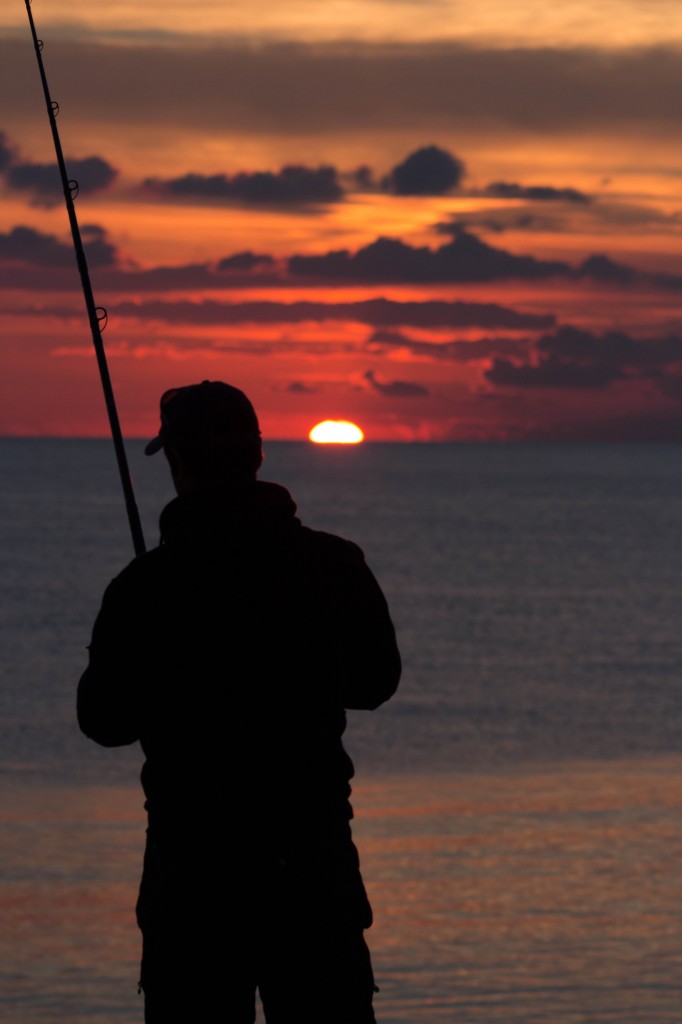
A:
[{"xmin": 5, "ymin": 40, "xmax": 682, "ymax": 137}]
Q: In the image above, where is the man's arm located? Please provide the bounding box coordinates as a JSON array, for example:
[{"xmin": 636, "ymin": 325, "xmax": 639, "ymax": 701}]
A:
[
  {"xmin": 312, "ymin": 535, "xmax": 401, "ymax": 710},
  {"xmin": 77, "ymin": 567, "xmax": 147, "ymax": 747}
]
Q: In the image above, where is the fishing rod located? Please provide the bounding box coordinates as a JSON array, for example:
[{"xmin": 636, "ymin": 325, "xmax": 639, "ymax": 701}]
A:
[{"xmin": 24, "ymin": 0, "xmax": 146, "ymax": 557}]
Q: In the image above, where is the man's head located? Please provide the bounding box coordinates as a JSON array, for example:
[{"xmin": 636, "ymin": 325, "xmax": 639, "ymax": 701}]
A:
[{"xmin": 146, "ymin": 381, "xmax": 263, "ymax": 489}]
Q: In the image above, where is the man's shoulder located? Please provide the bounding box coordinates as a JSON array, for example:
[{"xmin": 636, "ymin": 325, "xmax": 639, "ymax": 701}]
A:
[
  {"xmin": 296, "ymin": 525, "xmax": 366, "ymax": 565},
  {"xmin": 103, "ymin": 546, "xmax": 170, "ymax": 597},
  {"xmin": 104, "ymin": 508, "xmax": 368, "ymax": 601}
]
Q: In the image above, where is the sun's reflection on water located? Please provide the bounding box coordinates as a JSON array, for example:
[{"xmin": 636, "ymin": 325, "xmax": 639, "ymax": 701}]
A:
[
  {"xmin": 3, "ymin": 759, "xmax": 681, "ymax": 1023},
  {"xmin": 354, "ymin": 759, "xmax": 682, "ymax": 1022}
]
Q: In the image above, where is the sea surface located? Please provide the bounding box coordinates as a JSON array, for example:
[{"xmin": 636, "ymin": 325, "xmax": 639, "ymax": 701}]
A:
[{"xmin": 2, "ymin": 439, "xmax": 681, "ymax": 1023}]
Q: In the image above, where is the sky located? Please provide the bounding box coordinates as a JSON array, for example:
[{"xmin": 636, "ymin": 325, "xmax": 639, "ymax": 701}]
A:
[{"xmin": 1, "ymin": 0, "xmax": 681, "ymax": 440}]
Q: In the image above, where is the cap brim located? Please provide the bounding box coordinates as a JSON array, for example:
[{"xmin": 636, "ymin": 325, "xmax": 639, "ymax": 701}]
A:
[{"xmin": 144, "ymin": 435, "xmax": 164, "ymax": 456}]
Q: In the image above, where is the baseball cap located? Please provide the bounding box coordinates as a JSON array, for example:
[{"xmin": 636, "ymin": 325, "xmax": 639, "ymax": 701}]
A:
[{"xmin": 145, "ymin": 381, "xmax": 261, "ymax": 456}]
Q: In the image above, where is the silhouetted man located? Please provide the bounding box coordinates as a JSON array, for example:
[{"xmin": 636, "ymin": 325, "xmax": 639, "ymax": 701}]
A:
[{"xmin": 77, "ymin": 381, "xmax": 401, "ymax": 1023}]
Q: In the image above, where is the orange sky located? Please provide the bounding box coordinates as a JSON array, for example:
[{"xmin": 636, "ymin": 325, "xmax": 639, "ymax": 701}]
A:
[{"xmin": 1, "ymin": 0, "xmax": 681, "ymax": 440}]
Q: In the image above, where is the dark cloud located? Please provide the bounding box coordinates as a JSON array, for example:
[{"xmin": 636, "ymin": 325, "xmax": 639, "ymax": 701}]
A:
[
  {"xmin": 217, "ymin": 251, "xmax": 276, "ymax": 272},
  {"xmin": 0, "ymin": 224, "xmax": 283, "ymax": 291},
  {"xmin": 367, "ymin": 330, "xmax": 415, "ymax": 348},
  {"xmin": 350, "ymin": 165, "xmax": 375, "ymax": 189},
  {"xmin": 0, "ymin": 224, "xmax": 117, "ymax": 268},
  {"xmin": 6, "ymin": 156, "xmax": 117, "ymax": 204},
  {"xmin": 286, "ymin": 381, "xmax": 318, "ymax": 393},
  {"xmin": 657, "ymin": 374, "xmax": 682, "ymax": 402},
  {"xmin": 435, "ymin": 211, "xmax": 550, "ymax": 235},
  {"xmin": 291, "ymin": 229, "xmax": 682, "ymax": 291},
  {"xmin": 4, "ymin": 224, "xmax": 562, "ymax": 291},
  {"xmin": 110, "ymin": 297, "xmax": 554, "ymax": 330},
  {"xmin": 436, "ymin": 198, "xmax": 682, "ymax": 241},
  {"xmin": 384, "ymin": 146, "xmax": 464, "ymax": 195},
  {"xmin": 366, "ymin": 329, "xmax": 530, "ymax": 361},
  {"xmin": 81, "ymin": 226, "xmax": 119, "ymax": 267},
  {"xmin": 485, "ymin": 325, "xmax": 682, "ymax": 390},
  {"xmin": 538, "ymin": 325, "xmax": 682, "ymax": 371},
  {"xmin": 98, "ymin": 262, "xmax": 279, "ymax": 291},
  {"xmin": 587, "ymin": 201, "xmax": 682, "ymax": 232},
  {"xmin": 0, "ymin": 131, "xmax": 14, "ymax": 172},
  {"xmin": 364, "ymin": 370, "xmax": 429, "ymax": 397},
  {"xmin": 485, "ymin": 182, "xmax": 590, "ymax": 203},
  {"xmin": 0, "ymin": 226, "xmax": 72, "ymax": 267},
  {"xmin": 289, "ymin": 230, "xmax": 570, "ymax": 283},
  {"xmin": 0, "ymin": 131, "xmax": 116, "ymax": 205},
  {"xmin": 578, "ymin": 254, "xmax": 636, "ymax": 285},
  {"xmin": 486, "ymin": 353, "xmax": 620, "ymax": 389},
  {"xmin": 7, "ymin": 162, "xmax": 60, "ymax": 197},
  {"xmin": 144, "ymin": 165, "xmax": 343, "ymax": 205},
  {"xmin": 577, "ymin": 253, "xmax": 682, "ymax": 292}
]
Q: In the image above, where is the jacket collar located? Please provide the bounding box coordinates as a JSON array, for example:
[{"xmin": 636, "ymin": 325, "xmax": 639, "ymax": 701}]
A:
[{"xmin": 159, "ymin": 480, "xmax": 299, "ymax": 544}]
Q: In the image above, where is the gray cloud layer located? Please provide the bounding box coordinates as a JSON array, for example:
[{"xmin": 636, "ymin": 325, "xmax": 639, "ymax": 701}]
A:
[
  {"xmin": 5, "ymin": 39, "xmax": 682, "ymax": 136},
  {"xmin": 366, "ymin": 329, "xmax": 530, "ymax": 361},
  {"xmin": 109, "ymin": 297, "xmax": 553, "ymax": 330}
]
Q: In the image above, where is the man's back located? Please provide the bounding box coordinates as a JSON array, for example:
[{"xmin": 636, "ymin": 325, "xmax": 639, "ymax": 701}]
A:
[{"xmin": 78, "ymin": 454, "xmax": 400, "ymax": 1023}]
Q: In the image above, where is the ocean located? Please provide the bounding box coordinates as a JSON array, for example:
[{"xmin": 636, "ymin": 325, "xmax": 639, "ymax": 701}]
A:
[{"xmin": 2, "ymin": 439, "xmax": 681, "ymax": 1022}]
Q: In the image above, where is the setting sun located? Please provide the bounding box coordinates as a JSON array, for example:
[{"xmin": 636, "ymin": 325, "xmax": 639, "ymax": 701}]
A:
[{"xmin": 309, "ymin": 420, "xmax": 365, "ymax": 444}]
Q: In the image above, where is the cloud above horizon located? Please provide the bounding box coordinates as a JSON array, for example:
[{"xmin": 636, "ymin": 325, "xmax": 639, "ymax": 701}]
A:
[
  {"xmin": 7, "ymin": 156, "xmax": 117, "ymax": 204},
  {"xmin": 484, "ymin": 182, "xmax": 590, "ymax": 204},
  {"xmin": 143, "ymin": 164, "xmax": 344, "ymax": 206},
  {"xmin": 288, "ymin": 231, "xmax": 572, "ymax": 283},
  {"xmin": 140, "ymin": 145, "xmax": 470, "ymax": 205},
  {"xmin": 0, "ymin": 224, "xmax": 118, "ymax": 268},
  {"xmin": 108, "ymin": 296, "xmax": 554, "ymax": 331},
  {"xmin": 364, "ymin": 369, "xmax": 429, "ymax": 397},
  {"xmin": 383, "ymin": 146, "xmax": 465, "ymax": 196},
  {"xmin": 366, "ymin": 329, "xmax": 531, "ymax": 362},
  {"xmin": 0, "ymin": 132, "xmax": 118, "ymax": 205},
  {"xmin": 0, "ymin": 128, "xmax": 484, "ymax": 211},
  {"xmin": 3, "ymin": 218, "xmax": 682, "ymax": 300},
  {"xmin": 485, "ymin": 325, "xmax": 682, "ymax": 394}
]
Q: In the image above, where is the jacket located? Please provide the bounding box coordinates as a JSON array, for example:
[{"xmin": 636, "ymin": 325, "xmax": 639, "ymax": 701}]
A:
[{"xmin": 77, "ymin": 480, "xmax": 401, "ymax": 855}]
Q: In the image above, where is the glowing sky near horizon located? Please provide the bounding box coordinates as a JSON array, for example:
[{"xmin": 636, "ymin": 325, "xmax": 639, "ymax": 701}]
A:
[{"xmin": 1, "ymin": 0, "xmax": 681, "ymax": 440}]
